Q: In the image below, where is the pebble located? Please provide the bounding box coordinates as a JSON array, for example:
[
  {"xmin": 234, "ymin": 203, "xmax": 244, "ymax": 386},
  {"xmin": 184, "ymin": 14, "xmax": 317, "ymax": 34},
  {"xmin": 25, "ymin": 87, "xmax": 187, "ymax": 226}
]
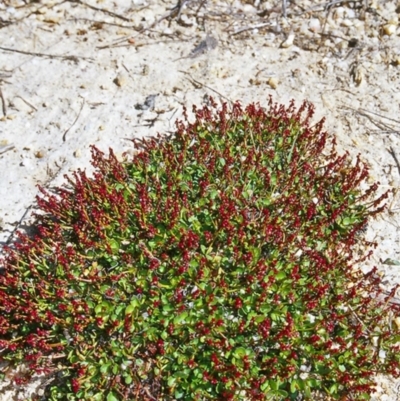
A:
[
  {"xmin": 332, "ymin": 6, "xmax": 345, "ymax": 20},
  {"xmin": 113, "ymin": 72, "xmax": 129, "ymax": 87},
  {"xmin": 34, "ymin": 150, "xmax": 45, "ymax": 159},
  {"xmin": 341, "ymin": 19, "xmax": 354, "ymax": 27},
  {"xmin": 281, "ymin": 33, "xmax": 295, "ymax": 48},
  {"xmin": 344, "ymin": 8, "xmax": 356, "ymax": 19},
  {"xmin": 308, "ymin": 18, "xmax": 321, "ymax": 33},
  {"xmin": 268, "ymin": 77, "xmax": 279, "ymax": 89},
  {"xmin": 382, "ymin": 23, "xmax": 397, "ymax": 36}
]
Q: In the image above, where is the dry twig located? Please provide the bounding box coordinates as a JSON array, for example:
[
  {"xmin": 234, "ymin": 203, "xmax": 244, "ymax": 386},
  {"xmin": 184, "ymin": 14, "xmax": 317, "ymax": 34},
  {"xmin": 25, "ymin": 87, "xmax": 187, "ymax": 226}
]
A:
[
  {"xmin": 230, "ymin": 22, "xmax": 273, "ymax": 36},
  {"xmin": 0, "ymin": 145, "xmax": 15, "ymax": 155},
  {"xmin": 72, "ymin": 0, "xmax": 131, "ymax": 22},
  {"xmin": 388, "ymin": 147, "xmax": 400, "ymax": 177},
  {"xmin": 97, "ymin": 0, "xmax": 195, "ymax": 49},
  {"xmin": 178, "ymin": 70, "xmax": 231, "ymax": 104},
  {"xmin": 341, "ymin": 105, "xmax": 400, "ymax": 132},
  {"xmin": 0, "ymin": 87, "xmax": 6, "ymax": 117},
  {"xmin": 0, "ymin": 46, "xmax": 93, "ymax": 62},
  {"xmin": 62, "ymin": 98, "xmax": 85, "ymax": 142}
]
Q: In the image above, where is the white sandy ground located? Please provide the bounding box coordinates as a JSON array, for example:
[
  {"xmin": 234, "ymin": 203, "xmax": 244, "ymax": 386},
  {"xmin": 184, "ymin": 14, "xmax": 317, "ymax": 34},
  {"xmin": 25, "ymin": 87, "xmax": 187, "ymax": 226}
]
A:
[{"xmin": 1, "ymin": 0, "xmax": 400, "ymax": 399}]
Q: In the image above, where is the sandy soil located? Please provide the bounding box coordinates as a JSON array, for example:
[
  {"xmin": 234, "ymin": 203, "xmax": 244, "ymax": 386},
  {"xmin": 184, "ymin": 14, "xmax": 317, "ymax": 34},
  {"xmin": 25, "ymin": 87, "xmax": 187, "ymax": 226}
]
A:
[{"xmin": 1, "ymin": 0, "xmax": 400, "ymax": 399}]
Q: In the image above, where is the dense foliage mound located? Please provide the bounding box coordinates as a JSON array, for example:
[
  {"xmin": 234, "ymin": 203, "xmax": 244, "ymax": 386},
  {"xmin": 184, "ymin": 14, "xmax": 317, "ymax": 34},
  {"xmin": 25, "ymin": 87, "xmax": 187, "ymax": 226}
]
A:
[{"xmin": 1, "ymin": 98, "xmax": 399, "ymax": 400}]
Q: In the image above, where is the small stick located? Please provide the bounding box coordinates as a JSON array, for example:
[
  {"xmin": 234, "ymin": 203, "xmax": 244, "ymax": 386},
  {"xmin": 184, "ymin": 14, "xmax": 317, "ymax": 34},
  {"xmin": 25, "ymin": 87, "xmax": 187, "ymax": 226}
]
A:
[
  {"xmin": 0, "ymin": 46, "xmax": 93, "ymax": 62},
  {"xmin": 121, "ymin": 62, "xmax": 135, "ymax": 82},
  {"xmin": 15, "ymin": 95, "xmax": 38, "ymax": 112},
  {"xmin": 357, "ymin": 107, "xmax": 400, "ymax": 125},
  {"xmin": 74, "ymin": 0, "xmax": 131, "ymax": 22},
  {"xmin": 282, "ymin": 0, "xmax": 287, "ymax": 18},
  {"xmin": 178, "ymin": 70, "xmax": 232, "ymax": 104},
  {"xmin": 0, "ymin": 144, "xmax": 15, "ymax": 155},
  {"xmin": 175, "ymin": 0, "xmax": 190, "ymax": 21},
  {"xmin": 347, "ymin": 304, "xmax": 371, "ymax": 334},
  {"xmin": 388, "ymin": 147, "xmax": 400, "ymax": 177},
  {"xmin": 341, "ymin": 104, "xmax": 400, "ymax": 131},
  {"xmin": 97, "ymin": 1, "xmax": 183, "ymax": 49},
  {"xmin": 231, "ymin": 22, "xmax": 272, "ymax": 36},
  {"xmin": 194, "ymin": 0, "xmax": 206, "ymax": 15},
  {"xmin": 0, "ymin": 86, "xmax": 6, "ymax": 117},
  {"xmin": 68, "ymin": 17, "xmax": 138, "ymax": 30},
  {"xmin": 62, "ymin": 98, "xmax": 85, "ymax": 142}
]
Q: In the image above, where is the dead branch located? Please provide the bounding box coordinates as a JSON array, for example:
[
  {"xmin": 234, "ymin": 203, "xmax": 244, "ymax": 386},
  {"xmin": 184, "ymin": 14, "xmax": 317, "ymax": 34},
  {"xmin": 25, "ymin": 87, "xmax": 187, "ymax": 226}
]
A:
[
  {"xmin": 388, "ymin": 147, "xmax": 400, "ymax": 177},
  {"xmin": 178, "ymin": 70, "xmax": 232, "ymax": 104},
  {"xmin": 230, "ymin": 22, "xmax": 273, "ymax": 36},
  {"xmin": 62, "ymin": 98, "xmax": 85, "ymax": 142},
  {"xmin": 0, "ymin": 144, "xmax": 15, "ymax": 155},
  {"xmin": 0, "ymin": 46, "xmax": 93, "ymax": 62},
  {"xmin": 72, "ymin": 0, "xmax": 131, "ymax": 22},
  {"xmin": 341, "ymin": 105, "xmax": 400, "ymax": 132},
  {"xmin": 97, "ymin": 0, "xmax": 188, "ymax": 50},
  {"xmin": 0, "ymin": 87, "xmax": 6, "ymax": 117}
]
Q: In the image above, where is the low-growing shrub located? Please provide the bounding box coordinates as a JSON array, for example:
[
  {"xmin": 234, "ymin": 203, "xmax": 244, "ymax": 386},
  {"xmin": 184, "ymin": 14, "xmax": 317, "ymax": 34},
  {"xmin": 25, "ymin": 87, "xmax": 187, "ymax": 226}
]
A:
[{"xmin": 1, "ymin": 98, "xmax": 399, "ymax": 400}]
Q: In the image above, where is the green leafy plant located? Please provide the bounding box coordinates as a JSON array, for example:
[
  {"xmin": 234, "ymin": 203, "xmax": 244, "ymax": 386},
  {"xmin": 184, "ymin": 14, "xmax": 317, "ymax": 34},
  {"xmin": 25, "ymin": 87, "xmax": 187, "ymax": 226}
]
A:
[{"xmin": 1, "ymin": 98, "xmax": 399, "ymax": 400}]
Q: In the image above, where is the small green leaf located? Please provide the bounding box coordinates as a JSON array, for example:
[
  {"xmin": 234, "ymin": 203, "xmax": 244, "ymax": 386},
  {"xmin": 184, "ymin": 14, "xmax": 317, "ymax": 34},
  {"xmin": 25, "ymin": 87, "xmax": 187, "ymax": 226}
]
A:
[
  {"xmin": 125, "ymin": 304, "xmax": 135, "ymax": 315},
  {"xmin": 260, "ymin": 381, "xmax": 270, "ymax": 392},
  {"xmin": 209, "ymin": 189, "xmax": 218, "ymax": 199},
  {"xmin": 274, "ymin": 271, "xmax": 286, "ymax": 280},
  {"xmin": 269, "ymin": 379, "xmax": 279, "ymax": 391},
  {"xmin": 106, "ymin": 391, "xmax": 119, "ymax": 401},
  {"xmin": 168, "ymin": 376, "xmax": 176, "ymax": 386},
  {"xmin": 124, "ymin": 374, "xmax": 133, "ymax": 385},
  {"xmin": 108, "ymin": 239, "xmax": 120, "ymax": 252},
  {"xmin": 100, "ymin": 363, "xmax": 110, "ymax": 374},
  {"xmin": 232, "ymin": 347, "xmax": 246, "ymax": 358},
  {"xmin": 174, "ymin": 390, "xmax": 184, "ymax": 399},
  {"xmin": 329, "ymin": 383, "xmax": 338, "ymax": 394},
  {"xmin": 290, "ymin": 379, "xmax": 299, "ymax": 393},
  {"xmin": 174, "ymin": 311, "xmax": 188, "ymax": 325}
]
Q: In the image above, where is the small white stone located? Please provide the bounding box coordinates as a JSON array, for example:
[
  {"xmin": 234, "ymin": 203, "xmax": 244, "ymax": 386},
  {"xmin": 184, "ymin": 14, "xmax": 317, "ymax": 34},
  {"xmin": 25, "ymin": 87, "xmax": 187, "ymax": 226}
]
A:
[
  {"xmin": 341, "ymin": 19, "xmax": 353, "ymax": 27},
  {"xmin": 268, "ymin": 77, "xmax": 279, "ymax": 89},
  {"xmin": 114, "ymin": 72, "xmax": 129, "ymax": 87},
  {"xmin": 242, "ymin": 4, "xmax": 257, "ymax": 13},
  {"xmin": 308, "ymin": 18, "xmax": 321, "ymax": 33},
  {"xmin": 332, "ymin": 6, "xmax": 345, "ymax": 20},
  {"xmin": 281, "ymin": 33, "xmax": 295, "ymax": 48},
  {"xmin": 383, "ymin": 23, "xmax": 397, "ymax": 36},
  {"xmin": 343, "ymin": 8, "xmax": 356, "ymax": 19}
]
